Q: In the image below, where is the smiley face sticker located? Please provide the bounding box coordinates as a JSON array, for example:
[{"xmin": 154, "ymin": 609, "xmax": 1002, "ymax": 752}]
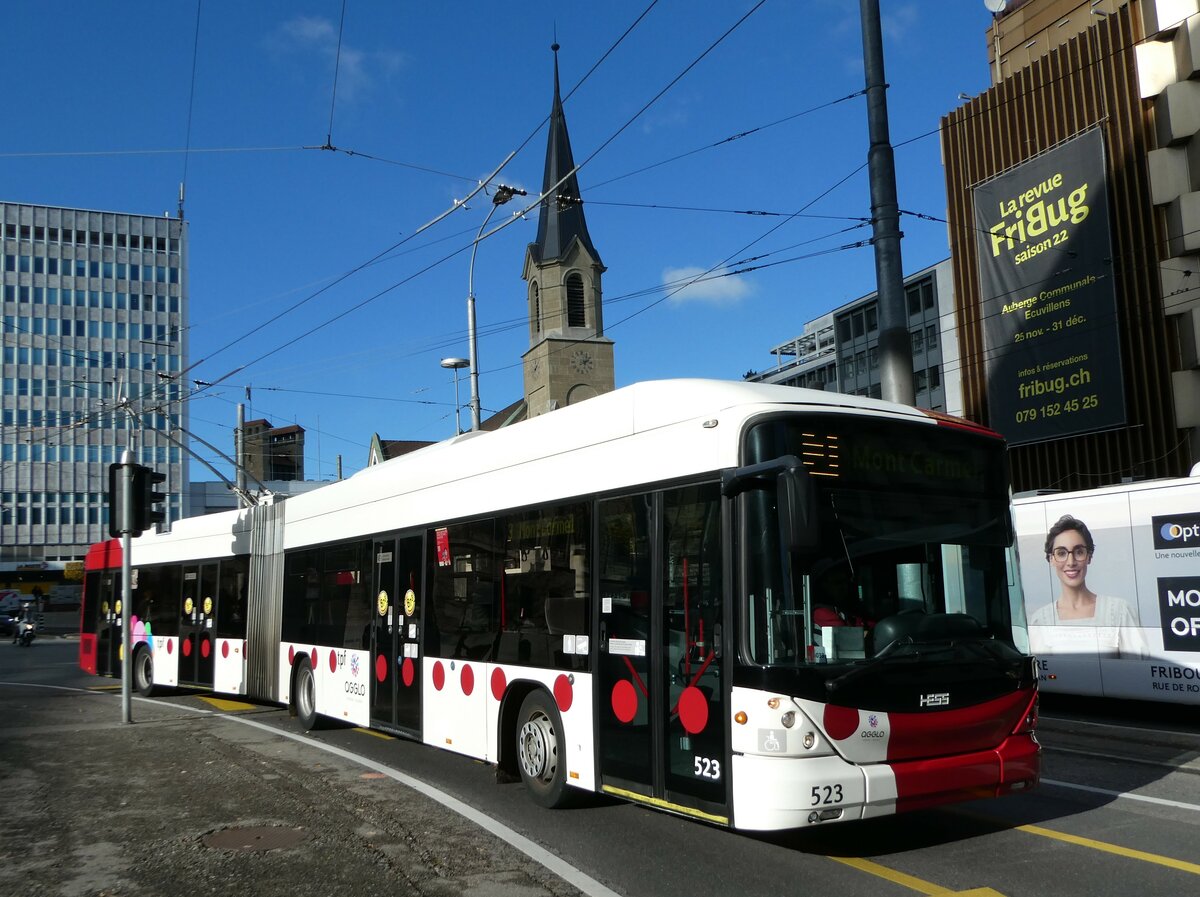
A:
[
  {"xmin": 184, "ymin": 596, "xmax": 194, "ymax": 615},
  {"xmin": 377, "ymin": 590, "xmax": 389, "ymax": 616},
  {"xmin": 404, "ymin": 589, "xmax": 416, "ymax": 617},
  {"xmin": 203, "ymin": 596, "xmax": 213, "ymax": 616}
]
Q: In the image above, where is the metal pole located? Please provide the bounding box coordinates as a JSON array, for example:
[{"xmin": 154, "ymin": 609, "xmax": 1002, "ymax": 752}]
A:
[
  {"xmin": 236, "ymin": 403, "xmax": 247, "ymax": 507},
  {"xmin": 452, "ymin": 369, "xmax": 462, "ymax": 435},
  {"xmin": 467, "ymin": 203, "xmax": 500, "ymax": 432},
  {"xmin": 119, "ymin": 450, "xmax": 133, "ymax": 724},
  {"xmin": 860, "ymin": 0, "xmax": 915, "ymax": 405}
]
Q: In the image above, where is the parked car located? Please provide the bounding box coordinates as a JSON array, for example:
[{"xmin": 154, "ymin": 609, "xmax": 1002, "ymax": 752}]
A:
[{"xmin": 0, "ymin": 590, "xmax": 26, "ymax": 615}]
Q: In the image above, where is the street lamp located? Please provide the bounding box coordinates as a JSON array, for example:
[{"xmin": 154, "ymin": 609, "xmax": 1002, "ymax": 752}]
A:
[
  {"xmin": 467, "ymin": 183, "xmax": 526, "ymax": 431},
  {"xmin": 440, "ymin": 357, "xmax": 469, "ymax": 435}
]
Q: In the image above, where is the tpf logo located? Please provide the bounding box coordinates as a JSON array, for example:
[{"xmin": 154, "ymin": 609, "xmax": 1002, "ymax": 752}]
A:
[{"xmin": 1152, "ymin": 513, "xmax": 1200, "ymax": 549}]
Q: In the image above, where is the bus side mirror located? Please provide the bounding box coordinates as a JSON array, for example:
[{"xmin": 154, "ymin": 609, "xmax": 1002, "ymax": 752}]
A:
[{"xmin": 778, "ymin": 466, "xmax": 819, "ymax": 552}]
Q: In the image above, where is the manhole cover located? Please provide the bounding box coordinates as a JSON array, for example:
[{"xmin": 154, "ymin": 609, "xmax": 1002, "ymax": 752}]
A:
[{"xmin": 202, "ymin": 826, "xmax": 307, "ymax": 852}]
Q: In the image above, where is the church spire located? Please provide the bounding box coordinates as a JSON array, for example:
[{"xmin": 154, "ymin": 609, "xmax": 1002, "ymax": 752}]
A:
[{"xmin": 533, "ymin": 43, "xmax": 601, "ymax": 265}]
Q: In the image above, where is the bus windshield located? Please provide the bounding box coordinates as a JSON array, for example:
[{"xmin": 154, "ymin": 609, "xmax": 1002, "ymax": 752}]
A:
[{"xmin": 741, "ymin": 414, "xmax": 1019, "ymax": 668}]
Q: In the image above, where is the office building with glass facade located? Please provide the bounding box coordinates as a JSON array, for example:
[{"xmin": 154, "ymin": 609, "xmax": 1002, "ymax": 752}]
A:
[{"xmin": 1, "ymin": 201, "xmax": 188, "ymax": 563}]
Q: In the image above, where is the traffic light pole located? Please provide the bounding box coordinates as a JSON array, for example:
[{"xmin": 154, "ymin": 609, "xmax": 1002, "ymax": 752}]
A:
[{"xmin": 118, "ymin": 452, "xmax": 134, "ymax": 724}]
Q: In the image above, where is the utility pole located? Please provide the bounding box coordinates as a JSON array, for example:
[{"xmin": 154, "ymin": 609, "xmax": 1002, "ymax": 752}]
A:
[
  {"xmin": 860, "ymin": 0, "xmax": 915, "ymax": 405},
  {"xmin": 118, "ymin": 449, "xmax": 134, "ymax": 724}
]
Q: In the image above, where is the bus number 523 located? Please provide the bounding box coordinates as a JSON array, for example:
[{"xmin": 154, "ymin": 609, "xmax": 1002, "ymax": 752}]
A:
[{"xmin": 811, "ymin": 784, "xmax": 844, "ymax": 806}]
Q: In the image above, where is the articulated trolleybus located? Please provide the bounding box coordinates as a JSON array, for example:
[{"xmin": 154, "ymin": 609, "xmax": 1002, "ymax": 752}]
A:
[{"xmin": 80, "ymin": 380, "xmax": 1039, "ymax": 830}]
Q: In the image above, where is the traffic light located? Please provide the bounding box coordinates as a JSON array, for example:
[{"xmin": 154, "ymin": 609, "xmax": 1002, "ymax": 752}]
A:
[
  {"xmin": 106, "ymin": 463, "xmax": 167, "ymax": 537},
  {"xmin": 107, "ymin": 463, "xmax": 131, "ymax": 538},
  {"xmin": 133, "ymin": 465, "xmax": 167, "ymax": 534}
]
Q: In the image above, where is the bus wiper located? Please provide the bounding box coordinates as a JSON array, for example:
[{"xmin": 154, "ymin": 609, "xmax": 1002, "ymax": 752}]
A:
[{"xmin": 825, "ymin": 635, "xmax": 917, "ymax": 694}]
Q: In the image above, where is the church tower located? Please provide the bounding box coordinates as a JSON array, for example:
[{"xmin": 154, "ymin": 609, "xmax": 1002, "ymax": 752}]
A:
[{"xmin": 522, "ymin": 44, "xmax": 614, "ymax": 418}]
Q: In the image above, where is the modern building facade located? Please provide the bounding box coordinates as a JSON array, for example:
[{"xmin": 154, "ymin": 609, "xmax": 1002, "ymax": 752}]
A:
[
  {"xmin": 1, "ymin": 201, "xmax": 188, "ymax": 562},
  {"xmin": 748, "ymin": 260, "xmax": 964, "ymax": 417},
  {"xmin": 941, "ymin": 0, "xmax": 1199, "ymax": 491}
]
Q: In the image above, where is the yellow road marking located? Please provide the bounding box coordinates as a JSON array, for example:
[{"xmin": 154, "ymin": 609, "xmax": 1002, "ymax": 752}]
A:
[
  {"xmin": 829, "ymin": 856, "xmax": 1005, "ymax": 895},
  {"xmin": 198, "ymin": 696, "xmax": 256, "ymax": 712},
  {"xmin": 353, "ymin": 727, "xmax": 394, "ymax": 740},
  {"xmin": 1018, "ymin": 824, "xmax": 1200, "ymax": 875}
]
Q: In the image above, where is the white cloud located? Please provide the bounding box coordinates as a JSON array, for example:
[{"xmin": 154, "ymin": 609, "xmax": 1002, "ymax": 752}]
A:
[
  {"xmin": 270, "ymin": 16, "xmax": 403, "ymax": 104},
  {"xmin": 881, "ymin": 4, "xmax": 920, "ymax": 43},
  {"xmin": 662, "ymin": 265, "xmax": 752, "ymax": 306}
]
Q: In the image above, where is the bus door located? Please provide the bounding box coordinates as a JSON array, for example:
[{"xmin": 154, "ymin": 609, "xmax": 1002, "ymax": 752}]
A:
[
  {"xmin": 95, "ymin": 571, "xmax": 121, "ymax": 677},
  {"xmin": 370, "ymin": 534, "xmax": 424, "ymax": 735},
  {"xmin": 596, "ymin": 485, "xmax": 728, "ymax": 821},
  {"xmin": 370, "ymin": 540, "xmax": 399, "ymax": 727},
  {"xmin": 179, "ymin": 563, "xmax": 218, "ymax": 687}
]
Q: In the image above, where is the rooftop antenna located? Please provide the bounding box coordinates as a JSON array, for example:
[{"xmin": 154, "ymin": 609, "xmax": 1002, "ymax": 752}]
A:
[{"xmin": 177, "ymin": 182, "xmax": 186, "ymax": 220}]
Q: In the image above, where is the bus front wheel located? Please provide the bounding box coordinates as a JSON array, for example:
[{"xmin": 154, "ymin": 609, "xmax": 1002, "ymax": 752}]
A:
[
  {"xmin": 294, "ymin": 659, "xmax": 320, "ymax": 731},
  {"xmin": 516, "ymin": 691, "xmax": 571, "ymax": 808}
]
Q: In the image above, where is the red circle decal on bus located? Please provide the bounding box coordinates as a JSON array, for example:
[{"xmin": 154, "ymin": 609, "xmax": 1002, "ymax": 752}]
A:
[
  {"xmin": 461, "ymin": 664, "xmax": 475, "ymax": 696},
  {"xmin": 678, "ymin": 686, "xmax": 708, "ymax": 735},
  {"xmin": 328, "ymin": 649, "xmax": 337, "ymax": 673},
  {"xmin": 221, "ymin": 641, "xmax": 230, "ymax": 659},
  {"xmin": 288, "ymin": 645, "xmax": 295, "ymax": 664},
  {"xmin": 490, "ymin": 668, "xmax": 507, "ymax": 701},
  {"xmin": 612, "ymin": 679, "xmax": 638, "ymax": 723},
  {"xmin": 554, "ymin": 674, "xmax": 573, "ymax": 712},
  {"xmin": 310, "ymin": 648, "xmax": 318, "ymax": 669},
  {"xmin": 432, "ymin": 660, "xmax": 445, "ymax": 691},
  {"xmin": 376, "ymin": 654, "xmax": 388, "ymax": 682},
  {"xmin": 823, "ymin": 704, "xmax": 859, "ymax": 741},
  {"xmin": 166, "ymin": 639, "xmax": 173, "ymax": 655},
  {"xmin": 402, "ymin": 657, "xmax": 415, "ymax": 687},
  {"xmin": 200, "ymin": 637, "xmax": 210, "ymax": 659},
  {"xmin": 182, "ymin": 636, "xmax": 192, "ymax": 658}
]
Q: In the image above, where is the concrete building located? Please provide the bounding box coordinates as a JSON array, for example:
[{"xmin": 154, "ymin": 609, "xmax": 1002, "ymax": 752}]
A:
[
  {"xmin": 748, "ymin": 260, "xmax": 964, "ymax": 417},
  {"xmin": 239, "ymin": 418, "xmax": 304, "ymax": 483},
  {"xmin": 941, "ymin": 0, "xmax": 1200, "ymax": 491},
  {"xmin": 1, "ymin": 201, "xmax": 188, "ymax": 562}
]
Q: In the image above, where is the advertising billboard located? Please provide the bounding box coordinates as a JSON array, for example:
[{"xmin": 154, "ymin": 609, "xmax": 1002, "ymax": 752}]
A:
[
  {"xmin": 973, "ymin": 128, "xmax": 1125, "ymax": 446},
  {"xmin": 1013, "ymin": 477, "xmax": 1200, "ymax": 704}
]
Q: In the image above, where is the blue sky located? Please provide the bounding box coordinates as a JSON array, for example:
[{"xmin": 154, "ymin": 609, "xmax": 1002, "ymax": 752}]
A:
[{"xmin": 1, "ymin": 1, "xmax": 998, "ymax": 482}]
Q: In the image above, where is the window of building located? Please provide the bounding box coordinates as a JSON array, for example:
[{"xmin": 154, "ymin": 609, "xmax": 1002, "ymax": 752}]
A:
[
  {"xmin": 566, "ymin": 273, "xmax": 586, "ymax": 328},
  {"xmin": 925, "ymin": 324, "xmax": 938, "ymax": 350},
  {"xmin": 852, "ymin": 311, "xmax": 865, "ymax": 339},
  {"xmin": 865, "ymin": 304, "xmax": 878, "ymax": 332}
]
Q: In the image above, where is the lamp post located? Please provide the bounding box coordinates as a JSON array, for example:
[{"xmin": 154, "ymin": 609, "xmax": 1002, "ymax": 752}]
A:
[
  {"xmin": 440, "ymin": 357, "xmax": 469, "ymax": 435},
  {"xmin": 467, "ymin": 183, "xmax": 525, "ymax": 431}
]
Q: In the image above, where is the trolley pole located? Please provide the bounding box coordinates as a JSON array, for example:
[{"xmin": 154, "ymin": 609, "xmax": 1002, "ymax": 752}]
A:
[{"xmin": 860, "ymin": 0, "xmax": 915, "ymax": 405}]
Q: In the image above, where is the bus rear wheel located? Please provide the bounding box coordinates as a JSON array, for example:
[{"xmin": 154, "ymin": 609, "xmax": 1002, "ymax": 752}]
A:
[
  {"xmin": 294, "ymin": 659, "xmax": 320, "ymax": 731},
  {"xmin": 133, "ymin": 646, "xmax": 156, "ymax": 697},
  {"xmin": 516, "ymin": 691, "xmax": 571, "ymax": 808}
]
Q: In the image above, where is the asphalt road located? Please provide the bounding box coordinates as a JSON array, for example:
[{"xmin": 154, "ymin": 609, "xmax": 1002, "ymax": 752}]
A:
[{"xmin": 4, "ymin": 638, "xmax": 1200, "ymax": 897}]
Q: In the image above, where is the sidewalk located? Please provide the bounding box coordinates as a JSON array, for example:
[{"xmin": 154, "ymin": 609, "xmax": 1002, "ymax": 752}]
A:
[{"xmin": 0, "ymin": 677, "xmax": 585, "ymax": 897}]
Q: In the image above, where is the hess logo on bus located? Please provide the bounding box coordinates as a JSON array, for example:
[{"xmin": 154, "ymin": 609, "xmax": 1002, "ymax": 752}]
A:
[{"xmin": 919, "ymin": 692, "xmax": 950, "ymax": 708}]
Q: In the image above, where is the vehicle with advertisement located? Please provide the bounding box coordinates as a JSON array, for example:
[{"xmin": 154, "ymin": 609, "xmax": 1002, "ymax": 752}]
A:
[
  {"xmin": 80, "ymin": 379, "xmax": 1039, "ymax": 830},
  {"xmin": 1013, "ymin": 472, "xmax": 1200, "ymax": 704}
]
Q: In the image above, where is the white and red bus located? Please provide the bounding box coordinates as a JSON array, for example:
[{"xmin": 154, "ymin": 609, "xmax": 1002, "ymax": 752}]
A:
[{"xmin": 80, "ymin": 379, "xmax": 1040, "ymax": 830}]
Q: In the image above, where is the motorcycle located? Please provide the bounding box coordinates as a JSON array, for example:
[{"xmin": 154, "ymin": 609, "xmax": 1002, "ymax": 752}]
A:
[{"xmin": 14, "ymin": 604, "xmax": 36, "ymax": 647}]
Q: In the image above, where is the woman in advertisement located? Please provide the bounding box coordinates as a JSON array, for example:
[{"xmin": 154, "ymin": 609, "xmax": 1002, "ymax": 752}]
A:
[
  {"xmin": 1029, "ymin": 515, "xmax": 1147, "ymax": 659},
  {"xmin": 1027, "ymin": 510, "xmax": 1147, "ymax": 657}
]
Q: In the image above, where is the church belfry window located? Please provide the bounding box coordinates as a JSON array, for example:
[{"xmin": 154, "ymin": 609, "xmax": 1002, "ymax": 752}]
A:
[
  {"xmin": 530, "ymin": 282, "xmax": 541, "ymax": 337},
  {"xmin": 566, "ymin": 273, "xmax": 586, "ymax": 328}
]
